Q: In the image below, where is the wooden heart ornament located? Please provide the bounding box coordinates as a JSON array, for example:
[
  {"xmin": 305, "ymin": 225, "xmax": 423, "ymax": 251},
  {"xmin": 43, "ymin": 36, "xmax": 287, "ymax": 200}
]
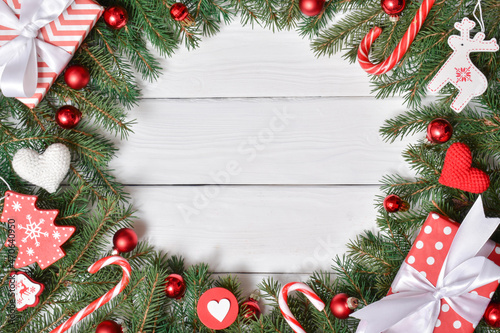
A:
[
  {"xmin": 197, "ymin": 287, "xmax": 239, "ymax": 330},
  {"xmin": 439, "ymin": 142, "xmax": 490, "ymax": 193},
  {"xmin": 12, "ymin": 143, "xmax": 71, "ymax": 193}
]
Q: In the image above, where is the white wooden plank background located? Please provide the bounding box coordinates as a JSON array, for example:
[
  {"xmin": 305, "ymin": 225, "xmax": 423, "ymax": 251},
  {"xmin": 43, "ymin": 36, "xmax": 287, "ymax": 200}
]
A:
[
  {"xmin": 114, "ymin": 20, "xmax": 417, "ymax": 293},
  {"xmin": 137, "ymin": 23, "xmax": 373, "ymax": 98}
]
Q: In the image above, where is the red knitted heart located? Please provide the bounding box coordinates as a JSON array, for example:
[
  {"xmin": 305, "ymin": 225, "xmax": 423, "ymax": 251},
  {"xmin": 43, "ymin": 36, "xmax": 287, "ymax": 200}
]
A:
[{"xmin": 439, "ymin": 142, "xmax": 490, "ymax": 193}]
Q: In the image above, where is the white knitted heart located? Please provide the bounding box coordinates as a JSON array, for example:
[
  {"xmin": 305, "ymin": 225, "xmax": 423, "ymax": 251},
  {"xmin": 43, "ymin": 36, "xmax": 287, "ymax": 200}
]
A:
[{"xmin": 12, "ymin": 143, "xmax": 71, "ymax": 193}]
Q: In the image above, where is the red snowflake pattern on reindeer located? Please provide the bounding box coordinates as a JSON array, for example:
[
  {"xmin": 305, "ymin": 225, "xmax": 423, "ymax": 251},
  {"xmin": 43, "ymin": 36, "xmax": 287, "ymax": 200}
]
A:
[{"xmin": 455, "ymin": 67, "xmax": 472, "ymax": 83}]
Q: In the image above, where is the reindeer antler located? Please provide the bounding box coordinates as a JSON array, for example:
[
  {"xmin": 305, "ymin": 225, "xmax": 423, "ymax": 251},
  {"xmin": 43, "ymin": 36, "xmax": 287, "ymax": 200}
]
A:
[
  {"xmin": 473, "ymin": 33, "xmax": 485, "ymax": 42},
  {"xmin": 454, "ymin": 18, "xmax": 475, "ymax": 39}
]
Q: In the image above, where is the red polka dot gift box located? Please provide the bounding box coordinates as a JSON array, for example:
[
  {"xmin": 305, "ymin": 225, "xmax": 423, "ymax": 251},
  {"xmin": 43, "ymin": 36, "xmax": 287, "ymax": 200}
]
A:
[
  {"xmin": 392, "ymin": 213, "xmax": 500, "ymax": 332},
  {"xmin": 352, "ymin": 197, "xmax": 500, "ymax": 333}
]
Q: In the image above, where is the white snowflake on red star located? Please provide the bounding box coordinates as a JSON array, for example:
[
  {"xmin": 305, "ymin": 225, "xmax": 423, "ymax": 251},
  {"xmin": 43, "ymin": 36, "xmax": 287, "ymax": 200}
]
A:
[
  {"xmin": 52, "ymin": 230, "xmax": 61, "ymax": 240},
  {"xmin": 455, "ymin": 66, "xmax": 472, "ymax": 83},
  {"xmin": 12, "ymin": 201, "xmax": 22, "ymax": 212},
  {"xmin": 19, "ymin": 215, "xmax": 49, "ymax": 247},
  {"xmin": 1, "ymin": 191, "xmax": 75, "ymax": 269}
]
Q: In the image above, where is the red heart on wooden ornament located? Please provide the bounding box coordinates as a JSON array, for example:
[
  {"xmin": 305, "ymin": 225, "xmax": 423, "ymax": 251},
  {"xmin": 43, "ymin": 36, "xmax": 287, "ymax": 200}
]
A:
[{"xmin": 439, "ymin": 142, "xmax": 490, "ymax": 193}]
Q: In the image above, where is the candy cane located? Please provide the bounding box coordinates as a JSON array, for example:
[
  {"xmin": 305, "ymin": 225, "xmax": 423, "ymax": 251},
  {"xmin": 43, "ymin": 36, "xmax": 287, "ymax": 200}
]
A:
[
  {"xmin": 279, "ymin": 282, "xmax": 325, "ymax": 333},
  {"xmin": 358, "ymin": 0, "xmax": 436, "ymax": 75},
  {"xmin": 51, "ymin": 256, "xmax": 131, "ymax": 333}
]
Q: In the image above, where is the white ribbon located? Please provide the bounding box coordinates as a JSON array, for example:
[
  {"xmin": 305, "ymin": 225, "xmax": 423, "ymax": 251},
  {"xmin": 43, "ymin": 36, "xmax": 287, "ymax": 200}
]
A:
[
  {"xmin": 0, "ymin": 0, "xmax": 74, "ymax": 97},
  {"xmin": 353, "ymin": 196, "xmax": 500, "ymax": 333}
]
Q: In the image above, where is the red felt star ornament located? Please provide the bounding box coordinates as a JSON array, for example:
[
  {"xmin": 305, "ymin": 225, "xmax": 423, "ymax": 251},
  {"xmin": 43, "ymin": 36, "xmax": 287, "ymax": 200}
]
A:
[{"xmin": 1, "ymin": 191, "xmax": 75, "ymax": 269}]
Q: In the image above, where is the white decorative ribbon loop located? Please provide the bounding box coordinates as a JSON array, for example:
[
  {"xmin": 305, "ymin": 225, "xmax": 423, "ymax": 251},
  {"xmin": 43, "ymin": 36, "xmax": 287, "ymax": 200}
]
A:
[
  {"xmin": 352, "ymin": 196, "xmax": 500, "ymax": 333},
  {"xmin": 20, "ymin": 23, "xmax": 40, "ymax": 38},
  {"xmin": 0, "ymin": 0, "xmax": 74, "ymax": 98}
]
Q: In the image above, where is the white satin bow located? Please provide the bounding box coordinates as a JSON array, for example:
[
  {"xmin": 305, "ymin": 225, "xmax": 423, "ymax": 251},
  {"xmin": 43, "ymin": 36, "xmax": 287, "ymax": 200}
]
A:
[
  {"xmin": 0, "ymin": 0, "xmax": 74, "ymax": 97},
  {"xmin": 353, "ymin": 197, "xmax": 500, "ymax": 333}
]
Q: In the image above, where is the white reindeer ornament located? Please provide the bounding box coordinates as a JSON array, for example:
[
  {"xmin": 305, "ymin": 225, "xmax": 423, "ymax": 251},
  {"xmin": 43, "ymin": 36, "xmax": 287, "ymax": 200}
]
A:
[{"xmin": 427, "ymin": 18, "xmax": 498, "ymax": 112}]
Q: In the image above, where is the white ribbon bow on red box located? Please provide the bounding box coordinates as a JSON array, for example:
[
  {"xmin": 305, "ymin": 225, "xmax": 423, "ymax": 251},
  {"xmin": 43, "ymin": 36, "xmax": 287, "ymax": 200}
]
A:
[
  {"xmin": 353, "ymin": 197, "xmax": 500, "ymax": 333},
  {"xmin": 0, "ymin": 0, "xmax": 73, "ymax": 98}
]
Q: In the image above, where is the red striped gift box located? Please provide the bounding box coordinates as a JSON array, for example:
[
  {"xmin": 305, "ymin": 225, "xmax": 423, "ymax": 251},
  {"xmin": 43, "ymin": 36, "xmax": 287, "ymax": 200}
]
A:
[{"xmin": 0, "ymin": 0, "xmax": 103, "ymax": 109}]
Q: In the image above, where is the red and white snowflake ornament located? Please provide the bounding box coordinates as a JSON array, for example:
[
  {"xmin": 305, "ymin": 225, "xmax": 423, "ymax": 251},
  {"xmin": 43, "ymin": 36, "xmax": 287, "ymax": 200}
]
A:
[
  {"xmin": 10, "ymin": 271, "xmax": 44, "ymax": 311},
  {"xmin": 1, "ymin": 191, "xmax": 75, "ymax": 269},
  {"xmin": 428, "ymin": 18, "xmax": 498, "ymax": 112},
  {"xmin": 455, "ymin": 67, "xmax": 472, "ymax": 82}
]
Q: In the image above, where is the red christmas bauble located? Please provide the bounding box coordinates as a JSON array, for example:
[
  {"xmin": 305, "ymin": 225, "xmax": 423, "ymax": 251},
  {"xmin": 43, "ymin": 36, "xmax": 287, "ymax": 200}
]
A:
[
  {"xmin": 113, "ymin": 228, "xmax": 138, "ymax": 253},
  {"xmin": 383, "ymin": 194, "xmax": 409, "ymax": 213},
  {"xmin": 485, "ymin": 302, "xmax": 500, "ymax": 327},
  {"xmin": 381, "ymin": 0, "xmax": 406, "ymax": 16},
  {"xmin": 330, "ymin": 293, "xmax": 359, "ymax": 319},
  {"xmin": 170, "ymin": 3, "xmax": 190, "ymax": 21},
  {"xmin": 104, "ymin": 6, "xmax": 128, "ymax": 30},
  {"xmin": 55, "ymin": 105, "xmax": 82, "ymax": 129},
  {"xmin": 427, "ymin": 118, "xmax": 453, "ymax": 144},
  {"xmin": 165, "ymin": 274, "xmax": 186, "ymax": 299},
  {"xmin": 64, "ymin": 65, "xmax": 90, "ymax": 90},
  {"xmin": 96, "ymin": 320, "xmax": 123, "ymax": 333},
  {"xmin": 242, "ymin": 298, "xmax": 261, "ymax": 320},
  {"xmin": 299, "ymin": 0, "xmax": 325, "ymax": 16}
]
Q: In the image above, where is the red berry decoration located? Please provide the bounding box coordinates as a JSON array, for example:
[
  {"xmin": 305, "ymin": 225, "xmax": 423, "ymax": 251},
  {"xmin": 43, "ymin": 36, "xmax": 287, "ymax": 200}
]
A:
[
  {"xmin": 381, "ymin": 0, "xmax": 406, "ymax": 18},
  {"xmin": 427, "ymin": 118, "xmax": 453, "ymax": 144},
  {"xmin": 55, "ymin": 105, "xmax": 82, "ymax": 129},
  {"xmin": 485, "ymin": 302, "xmax": 500, "ymax": 327},
  {"xmin": 64, "ymin": 65, "xmax": 90, "ymax": 90},
  {"xmin": 299, "ymin": 0, "xmax": 325, "ymax": 16},
  {"xmin": 113, "ymin": 228, "xmax": 138, "ymax": 253},
  {"xmin": 383, "ymin": 194, "xmax": 409, "ymax": 213},
  {"xmin": 329, "ymin": 293, "xmax": 359, "ymax": 319},
  {"xmin": 104, "ymin": 6, "xmax": 128, "ymax": 30},
  {"xmin": 242, "ymin": 296, "xmax": 261, "ymax": 320},
  {"xmin": 96, "ymin": 320, "xmax": 123, "ymax": 333},
  {"xmin": 164, "ymin": 273, "xmax": 186, "ymax": 299}
]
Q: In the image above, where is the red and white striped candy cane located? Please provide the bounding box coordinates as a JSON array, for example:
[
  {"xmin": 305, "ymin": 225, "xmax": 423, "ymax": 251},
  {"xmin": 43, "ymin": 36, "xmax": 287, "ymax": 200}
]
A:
[
  {"xmin": 51, "ymin": 256, "xmax": 131, "ymax": 333},
  {"xmin": 279, "ymin": 282, "xmax": 325, "ymax": 333},
  {"xmin": 358, "ymin": 0, "xmax": 436, "ymax": 75}
]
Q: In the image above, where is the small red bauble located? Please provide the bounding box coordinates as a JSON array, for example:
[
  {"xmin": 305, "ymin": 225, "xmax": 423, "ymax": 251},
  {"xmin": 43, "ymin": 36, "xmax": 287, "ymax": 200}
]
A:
[
  {"xmin": 242, "ymin": 298, "xmax": 261, "ymax": 320},
  {"xmin": 96, "ymin": 320, "xmax": 123, "ymax": 333},
  {"xmin": 55, "ymin": 105, "xmax": 82, "ymax": 129},
  {"xmin": 64, "ymin": 65, "xmax": 90, "ymax": 90},
  {"xmin": 383, "ymin": 194, "xmax": 409, "ymax": 213},
  {"xmin": 427, "ymin": 118, "xmax": 453, "ymax": 144},
  {"xmin": 381, "ymin": 0, "xmax": 406, "ymax": 16},
  {"xmin": 113, "ymin": 228, "xmax": 138, "ymax": 253},
  {"xmin": 485, "ymin": 302, "xmax": 500, "ymax": 327},
  {"xmin": 299, "ymin": 0, "xmax": 325, "ymax": 16},
  {"xmin": 330, "ymin": 293, "xmax": 359, "ymax": 319},
  {"xmin": 164, "ymin": 274, "xmax": 186, "ymax": 299},
  {"xmin": 104, "ymin": 6, "xmax": 128, "ymax": 30},
  {"xmin": 170, "ymin": 3, "xmax": 190, "ymax": 21}
]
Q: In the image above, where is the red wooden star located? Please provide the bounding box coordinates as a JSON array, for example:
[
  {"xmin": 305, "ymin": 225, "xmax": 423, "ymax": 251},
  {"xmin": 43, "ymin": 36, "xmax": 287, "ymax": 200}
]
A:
[{"xmin": 1, "ymin": 191, "xmax": 75, "ymax": 269}]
